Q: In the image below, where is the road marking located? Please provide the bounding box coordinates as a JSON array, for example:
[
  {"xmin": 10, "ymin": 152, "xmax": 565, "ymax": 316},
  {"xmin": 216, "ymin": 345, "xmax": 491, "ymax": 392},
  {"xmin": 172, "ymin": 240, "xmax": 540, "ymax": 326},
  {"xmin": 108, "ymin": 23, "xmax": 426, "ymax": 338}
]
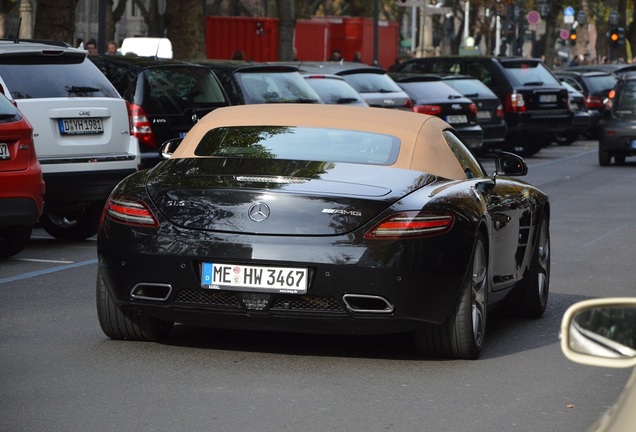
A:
[
  {"xmin": 0, "ymin": 259, "xmax": 98, "ymax": 285},
  {"xmin": 11, "ymin": 258, "xmax": 75, "ymax": 264}
]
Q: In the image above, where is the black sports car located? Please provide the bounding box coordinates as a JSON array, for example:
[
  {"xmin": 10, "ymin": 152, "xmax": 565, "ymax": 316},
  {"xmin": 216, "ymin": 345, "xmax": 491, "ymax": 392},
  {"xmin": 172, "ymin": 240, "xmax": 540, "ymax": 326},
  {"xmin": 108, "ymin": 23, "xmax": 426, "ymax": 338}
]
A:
[{"xmin": 96, "ymin": 104, "xmax": 550, "ymax": 359}]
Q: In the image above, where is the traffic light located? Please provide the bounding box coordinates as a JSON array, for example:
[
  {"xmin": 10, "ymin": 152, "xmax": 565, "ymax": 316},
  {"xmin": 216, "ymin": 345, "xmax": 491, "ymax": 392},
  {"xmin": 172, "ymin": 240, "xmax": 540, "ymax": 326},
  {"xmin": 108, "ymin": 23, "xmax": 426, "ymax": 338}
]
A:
[
  {"xmin": 617, "ymin": 27, "xmax": 626, "ymax": 46},
  {"xmin": 610, "ymin": 27, "xmax": 619, "ymax": 46},
  {"xmin": 569, "ymin": 28, "xmax": 577, "ymax": 46}
]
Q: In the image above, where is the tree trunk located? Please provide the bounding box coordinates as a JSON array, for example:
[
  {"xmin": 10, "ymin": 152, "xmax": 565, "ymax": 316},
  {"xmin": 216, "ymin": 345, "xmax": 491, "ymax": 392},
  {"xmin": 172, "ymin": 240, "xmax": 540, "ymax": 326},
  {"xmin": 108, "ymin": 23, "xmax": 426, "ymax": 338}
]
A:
[
  {"xmin": 276, "ymin": 0, "xmax": 295, "ymax": 60},
  {"xmin": 165, "ymin": 0, "xmax": 205, "ymax": 60},
  {"xmin": 33, "ymin": 0, "xmax": 79, "ymax": 45}
]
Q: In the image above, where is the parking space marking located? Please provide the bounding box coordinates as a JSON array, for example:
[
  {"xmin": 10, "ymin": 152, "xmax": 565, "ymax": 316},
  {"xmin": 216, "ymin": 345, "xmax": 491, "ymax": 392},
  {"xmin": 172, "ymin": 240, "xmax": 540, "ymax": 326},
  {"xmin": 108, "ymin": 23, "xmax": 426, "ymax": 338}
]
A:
[
  {"xmin": 0, "ymin": 259, "xmax": 97, "ymax": 285},
  {"xmin": 12, "ymin": 258, "xmax": 75, "ymax": 264}
]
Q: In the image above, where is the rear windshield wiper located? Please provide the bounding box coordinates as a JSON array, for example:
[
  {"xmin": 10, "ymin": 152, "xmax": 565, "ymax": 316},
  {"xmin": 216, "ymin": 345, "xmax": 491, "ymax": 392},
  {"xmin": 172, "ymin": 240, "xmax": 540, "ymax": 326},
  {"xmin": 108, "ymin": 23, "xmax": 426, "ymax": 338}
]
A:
[
  {"xmin": 448, "ymin": 95, "xmax": 463, "ymax": 99},
  {"xmin": 337, "ymin": 97, "xmax": 360, "ymax": 104},
  {"xmin": 464, "ymin": 92, "xmax": 479, "ymax": 98},
  {"xmin": 523, "ymin": 81, "xmax": 544, "ymax": 86},
  {"xmin": 68, "ymin": 86, "xmax": 101, "ymax": 94}
]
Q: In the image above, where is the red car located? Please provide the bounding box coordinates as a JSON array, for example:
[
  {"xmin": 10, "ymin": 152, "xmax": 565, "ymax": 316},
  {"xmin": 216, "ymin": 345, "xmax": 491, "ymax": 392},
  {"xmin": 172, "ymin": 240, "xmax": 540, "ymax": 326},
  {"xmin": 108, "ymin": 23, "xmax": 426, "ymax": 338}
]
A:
[{"xmin": 0, "ymin": 92, "xmax": 44, "ymax": 258}]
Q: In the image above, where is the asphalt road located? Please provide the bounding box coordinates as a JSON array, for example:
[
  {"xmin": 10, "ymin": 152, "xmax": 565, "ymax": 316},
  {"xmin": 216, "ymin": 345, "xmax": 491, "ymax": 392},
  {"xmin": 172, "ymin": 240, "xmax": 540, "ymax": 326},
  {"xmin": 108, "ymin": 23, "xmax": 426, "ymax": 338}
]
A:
[{"xmin": 1, "ymin": 139, "xmax": 635, "ymax": 432}]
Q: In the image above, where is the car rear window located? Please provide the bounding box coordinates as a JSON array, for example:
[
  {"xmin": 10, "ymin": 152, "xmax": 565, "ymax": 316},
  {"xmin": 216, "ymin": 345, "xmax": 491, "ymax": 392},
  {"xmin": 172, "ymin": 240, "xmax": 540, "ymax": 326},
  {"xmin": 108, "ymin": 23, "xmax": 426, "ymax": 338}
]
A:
[
  {"xmin": 141, "ymin": 67, "xmax": 227, "ymax": 114},
  {"xmin": 0, "ymin": 57, "xmax": 120, "ymax": 99},
  {"xmin": 502, "ymin": 61, "xmax": 561, "ymax": 86},
  {"xmin": 304, "ymin": 77, "xmax": 363, "ymax": 103},
  {"xmin": 398, "ymin": 81, "xmax": 461, "ymax": 100},
  {"xmin": 341, "ymin": 72, "xmax": 403, "ymax": 93},
  {"xmin": 235, "ymin": 72, "xmax": 321, "ymax": 104},
  {"xmin": 585, "ymin": 75, "xmax": 617, "ymax": 94},
  {"xmin": 615, "ymin": 80, "xmax": 636, "ymax": 113},
  {"xmin": 194, "ymin": 126, "xmax": 400, "ymax": 165},
  {"xmin": 443, "ymin": 78, "xmax": 496, "ymax": 98}
]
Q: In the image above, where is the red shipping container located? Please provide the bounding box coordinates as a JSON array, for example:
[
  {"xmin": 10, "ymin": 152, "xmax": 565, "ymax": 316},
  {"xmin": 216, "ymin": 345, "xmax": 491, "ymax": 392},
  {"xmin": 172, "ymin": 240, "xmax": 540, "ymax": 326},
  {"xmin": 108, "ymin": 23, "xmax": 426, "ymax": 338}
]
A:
[
  {"xmin": 294, "ymin": 20, "xmax": 332, "ymax": 62},
  {"xmin": 205, "ymin": 16, "xmax": 279, "ymax": 61}
]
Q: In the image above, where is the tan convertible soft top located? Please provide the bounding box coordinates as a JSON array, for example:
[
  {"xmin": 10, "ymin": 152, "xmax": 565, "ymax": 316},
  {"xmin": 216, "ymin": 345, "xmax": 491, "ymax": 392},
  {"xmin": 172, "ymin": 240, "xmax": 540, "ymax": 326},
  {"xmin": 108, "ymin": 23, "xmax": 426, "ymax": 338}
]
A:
[{"xmin": 172, "ymin": 104, "xmax": 467, "ymax": 180}]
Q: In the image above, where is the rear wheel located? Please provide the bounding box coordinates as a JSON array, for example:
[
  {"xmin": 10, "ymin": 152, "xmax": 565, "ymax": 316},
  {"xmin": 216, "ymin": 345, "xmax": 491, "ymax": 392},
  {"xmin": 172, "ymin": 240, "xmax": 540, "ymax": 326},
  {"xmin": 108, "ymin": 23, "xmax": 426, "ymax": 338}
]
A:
[
  {"xmin": 40, "ymin": 202, "xmax": 104, "ymax": 241},
  {"xmin": 96, "ymin": 269, "xmax": 174, "ymax": 341},
  {"xmin": 0, "ymin": 226, "xmax": 32, "ymax": 258},
  {"xmin": 414, "ymin": 233, "xmax": 488, "ymax": 359},
  {"xmin": 554, "ymin": 133, "xmax": 577, "ymax": 146}
]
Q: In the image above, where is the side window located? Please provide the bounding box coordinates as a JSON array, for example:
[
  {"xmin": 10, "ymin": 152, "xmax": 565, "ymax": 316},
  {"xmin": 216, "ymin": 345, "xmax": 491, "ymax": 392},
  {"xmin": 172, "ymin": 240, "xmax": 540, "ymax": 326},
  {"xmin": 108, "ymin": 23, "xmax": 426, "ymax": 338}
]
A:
[
  {"xmin": 442, "ymin": 130, "xmax": 485, "ymax": 179},
  {"xmin": 466, "ymin": 62, "xmax": 494, "ymax": 87}
]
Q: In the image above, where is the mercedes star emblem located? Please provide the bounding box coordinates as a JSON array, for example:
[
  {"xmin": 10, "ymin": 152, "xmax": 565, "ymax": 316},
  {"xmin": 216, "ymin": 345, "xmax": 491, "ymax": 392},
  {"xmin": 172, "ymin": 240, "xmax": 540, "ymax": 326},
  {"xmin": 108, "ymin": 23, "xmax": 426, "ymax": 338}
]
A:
[{"xmin": 248, "ymin": 202, "xmax": 270, "ymax": 222}]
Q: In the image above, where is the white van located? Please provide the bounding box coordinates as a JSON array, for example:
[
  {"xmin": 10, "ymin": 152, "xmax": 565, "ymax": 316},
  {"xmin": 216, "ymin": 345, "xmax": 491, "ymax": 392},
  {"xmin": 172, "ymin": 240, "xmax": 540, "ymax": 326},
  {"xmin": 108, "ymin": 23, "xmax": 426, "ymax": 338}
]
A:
[{"xmin": 120, "ymin": 37, "xmax": 173, "ymax": 59}]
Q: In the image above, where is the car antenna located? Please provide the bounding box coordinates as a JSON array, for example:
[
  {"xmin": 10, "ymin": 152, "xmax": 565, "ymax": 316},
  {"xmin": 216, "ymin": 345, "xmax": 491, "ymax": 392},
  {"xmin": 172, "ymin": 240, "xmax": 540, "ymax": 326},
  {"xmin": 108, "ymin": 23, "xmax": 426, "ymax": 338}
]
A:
[
  {"xmin": 13, "ymin": 18, "xmax": 21, "ymax": 43},
  {"xmin": 154, "ymin": 40, "xmax": 160, "ymax": 60}
]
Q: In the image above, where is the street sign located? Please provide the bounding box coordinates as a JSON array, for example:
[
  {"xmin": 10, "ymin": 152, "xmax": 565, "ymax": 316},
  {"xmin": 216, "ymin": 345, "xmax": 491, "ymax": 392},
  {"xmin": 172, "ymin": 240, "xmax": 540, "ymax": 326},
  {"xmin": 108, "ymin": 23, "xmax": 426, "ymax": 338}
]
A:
[
  {"xmin": 396, "ymin": 0, "xmax": 419, "ymax": 7},
  {"xmin": 527, "ymin": 10, "xmax": 541, "ymax": 25},
  {"xmin": 564, "ymin": 7, "xmax": 575, "ymax": 16}
]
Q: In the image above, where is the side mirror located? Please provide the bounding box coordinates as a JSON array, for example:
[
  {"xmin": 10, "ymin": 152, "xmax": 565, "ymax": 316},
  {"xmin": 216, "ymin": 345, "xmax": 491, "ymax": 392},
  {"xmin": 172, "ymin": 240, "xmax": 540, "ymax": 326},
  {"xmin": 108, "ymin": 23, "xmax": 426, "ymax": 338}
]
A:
[
  {"xmin": 494, "ymin": 151, "xmax": 528, "ymax": 176},
  {"xmin": 560, "ymin": 298, "xmax": 636, "ymax": 368},
  {"xmin": 160, "ymin": 138, "xmax": 183, "ymax": 159}
]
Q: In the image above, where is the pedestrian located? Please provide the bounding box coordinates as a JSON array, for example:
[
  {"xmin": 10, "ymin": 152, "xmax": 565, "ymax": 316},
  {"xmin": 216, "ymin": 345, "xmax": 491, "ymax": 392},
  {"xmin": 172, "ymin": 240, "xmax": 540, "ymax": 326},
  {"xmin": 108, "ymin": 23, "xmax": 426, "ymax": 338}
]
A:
[
  {"xmin": 328, "ymin": 49, "xmax": 342, "ymax": 61},
  {"xmin": 107, "ymin": 41, "xmax": 122, "ymax": 56},
  {"xmin": 231, "ymin": 49, "xmax": 245, "ymax": 60},
  {"xmin": 85, "ymin": 39, "xmax": 98, "ymax": 56},
  {"xmin": 352, "ymin": 51, "xmax": 362, "ymax": 62}
]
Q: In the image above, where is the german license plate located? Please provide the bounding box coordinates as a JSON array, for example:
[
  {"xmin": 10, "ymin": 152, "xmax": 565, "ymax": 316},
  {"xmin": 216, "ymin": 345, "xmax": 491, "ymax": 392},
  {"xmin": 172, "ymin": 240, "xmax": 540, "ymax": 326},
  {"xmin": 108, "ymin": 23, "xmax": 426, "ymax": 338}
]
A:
[
  {"xmin": 446, "ymin": 115, "xmax": 467, "ymax": 124},
  {"xmin": 58, "ymin": 118, "xmax": 104, "ymax": 135},
  {"xmin": 0, "ymin": 143, "xmax": 9, "ymax": 160},
  {"xmin": 477, "ymin": 111, "xmax": 491, "ymax": 120},
  {"xmin": 201, "ymin": 262, "xmax": 308, "ymax": 294},
  {"xmin": 539, "ymin": 94, "xmax": 557, "ymax": 103}
]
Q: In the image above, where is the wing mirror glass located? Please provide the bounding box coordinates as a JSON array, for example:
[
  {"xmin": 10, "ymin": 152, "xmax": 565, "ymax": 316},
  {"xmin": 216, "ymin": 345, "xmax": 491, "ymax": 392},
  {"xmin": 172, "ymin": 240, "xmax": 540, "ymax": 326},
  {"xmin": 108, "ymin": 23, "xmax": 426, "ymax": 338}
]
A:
[
  {"xmin": 494, "ymin": 151, "xmax": 528, "ymax": 176},
  {"xmin": 561, "ymin": 298, "xmax": 636, "ymax": 368},
  {"xmin": 160, "ymin": 138, "xmax": 182, "ymax": 159}
]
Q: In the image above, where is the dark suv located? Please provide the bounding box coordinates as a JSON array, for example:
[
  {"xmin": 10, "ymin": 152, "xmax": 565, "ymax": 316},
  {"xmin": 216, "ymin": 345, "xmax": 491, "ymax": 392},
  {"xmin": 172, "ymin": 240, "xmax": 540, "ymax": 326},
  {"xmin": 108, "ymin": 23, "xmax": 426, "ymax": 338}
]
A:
[
  {"xmin": 393, "ymin": 56, "xmax": 573, "ymax": 155},
  {"xmin": 598, "ymin": 73, "xmax": 636, "ymax": 166},
  {"xmin": 91, "ymin": 55, "xmax": 231, "ymax": 168}
]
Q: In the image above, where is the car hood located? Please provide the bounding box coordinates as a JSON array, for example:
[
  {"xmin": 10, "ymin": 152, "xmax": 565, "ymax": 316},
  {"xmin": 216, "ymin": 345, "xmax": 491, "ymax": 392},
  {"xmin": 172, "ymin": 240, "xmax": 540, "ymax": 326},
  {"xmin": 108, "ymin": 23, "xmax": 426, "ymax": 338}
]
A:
[{"xmin": 146, "ymin": 157, "xmax": 435, "ymax": 235}]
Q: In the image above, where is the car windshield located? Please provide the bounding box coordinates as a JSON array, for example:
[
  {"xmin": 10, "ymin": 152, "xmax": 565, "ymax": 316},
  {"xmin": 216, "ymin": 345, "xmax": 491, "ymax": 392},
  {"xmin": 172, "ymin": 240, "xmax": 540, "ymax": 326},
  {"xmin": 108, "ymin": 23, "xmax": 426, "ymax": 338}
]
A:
[
  {"xmin": 141, "ymin": 67, "xmax": 227, "ymax": 114},
  {"xmin": 194, "ymin": 126, "xmax": 400, "ymax": 165},
  {"xmin": 235, "ymin": 72, "xmax": 321, "ymax": 104},
  {"xmin": 0, "ymin": 58, "xmax": 120, "ymax": 99},
  {"xmin": 503, "ymin": 61, "xmax": 561, "ymax": 87},
  {"xmin": 341, "ymin": 73, "xmax": 403, "ymax": 93}
]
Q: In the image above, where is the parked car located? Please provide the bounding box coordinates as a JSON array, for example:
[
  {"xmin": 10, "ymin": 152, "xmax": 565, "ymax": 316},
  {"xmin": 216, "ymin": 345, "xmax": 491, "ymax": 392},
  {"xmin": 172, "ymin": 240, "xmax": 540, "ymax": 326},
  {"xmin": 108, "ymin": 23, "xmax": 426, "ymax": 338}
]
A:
[
  {"xmin": 563, "ymin": 63, "xmax": 636, "ymax": 77},
  {"xmin": 96, "ymin": 103, "xmax": 550, "ymax": 360},
  {"xmin": 290, "ymin": 61, "xmax": 412, "ymax": 109},
  {"xmin": 0, "ymin": 92, "xmax": 45, "ymax": 258},
  {"xmin": 194, "ymin": 60, "xmax": 322, "ymax": 105},
  {"xmin": 391, "ymin": 74, "xmax": 483, "ymax": 152},
  {"xmin": 560, "ymin": 297, "xmax": 636, "ymax": 432},
  {"xmin": 597, "ymin": 72, "xmax": 636, "ymax": 166},
  {"xmin": 554, "ymin": 70, "xmax": 616, "ymax": 136},
  {"xmin": 392, "ymin": 56, "xmax": 573, "ymax": 155},
  {"xmin": 440, "ymin": 75, "xmax": 507, "ymax": 150},
  {"xmin": 0, "ymin": 40, "xmax": 139, "ymax": 241},
  {"xmin": 301, "ymin": 73, "xmax": 368, "ymax": 106},
  {"xmin": 91, "ymin": 55, "xmax": 231, "ymax": 168},
  {"xmin": 554, "ymin": 80, "xmax": 592, "ymax": 145}
]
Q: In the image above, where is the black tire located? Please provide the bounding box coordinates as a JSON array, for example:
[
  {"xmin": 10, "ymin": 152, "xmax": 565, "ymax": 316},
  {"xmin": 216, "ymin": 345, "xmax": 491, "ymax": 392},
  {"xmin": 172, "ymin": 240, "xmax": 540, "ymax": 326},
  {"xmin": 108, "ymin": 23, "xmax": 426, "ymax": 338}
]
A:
[
  {"xmin": 554, "ymin": 133, "xmax": 577, "ymax": 146},
  {"xmin": 510, "ymin": 216, "xmax": 550, "ymax": 318},
  {"xmin": 0, "ymin": 226, "xmax": 32, "ymax": 258},
  {"xmin": 96, "ymin": 269, "xmax": 174, "ymax": 341},
  {"xmin": 599, "ymin": 149, "xmax": 611, "ymax": 166},
  {"xmin": 40, "ymin": 202, "xmax": 104, "ymax": 241},
  {"xmin": 414, "ymin": 233, "xmax": 488, "ymax": 359},
  {"xmin": 614, "ymin": 154, "xmax": 626, "ymax": 165}
]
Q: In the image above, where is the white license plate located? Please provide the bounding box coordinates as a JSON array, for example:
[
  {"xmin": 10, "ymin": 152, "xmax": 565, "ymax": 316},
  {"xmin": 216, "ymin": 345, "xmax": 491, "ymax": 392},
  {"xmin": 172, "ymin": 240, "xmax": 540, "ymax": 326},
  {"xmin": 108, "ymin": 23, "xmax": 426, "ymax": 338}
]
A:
[
  {"xmin": 539, "ymin": 94, "xmax": 557, "ymax": 103},
  {"xmin": 201, "ymin": 262, "xmax": 308, "ymax": 294},
  {"xmin": 570, "ymin": 102, "xmax": 579, "ymax": 110},
  {"xmin": 446, "ymin": 115, "xmax": 467, "ymax": 124},
  {"xmin": 0, "ymin": 143, "xmax": 9, "ymax": 160},
  {"xmin": 477, "ymin": 111, "xmax": 491, "ymax": 120},
  {"xmin": 59, "ymin": 118, "xmax": 104, "ymax": 135}
]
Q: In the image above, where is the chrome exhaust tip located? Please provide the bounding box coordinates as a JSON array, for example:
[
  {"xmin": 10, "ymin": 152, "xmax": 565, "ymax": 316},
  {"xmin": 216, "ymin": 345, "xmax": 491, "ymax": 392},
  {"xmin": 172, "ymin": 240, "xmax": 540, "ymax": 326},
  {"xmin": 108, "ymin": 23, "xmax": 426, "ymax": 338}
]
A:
[
  {"xmin": 342, "ymin": 294, "xmax": 394, "ymax": 314},
  {"xmin": 130, "ymin": 283, "xmax": 172, "ymax": 301}
]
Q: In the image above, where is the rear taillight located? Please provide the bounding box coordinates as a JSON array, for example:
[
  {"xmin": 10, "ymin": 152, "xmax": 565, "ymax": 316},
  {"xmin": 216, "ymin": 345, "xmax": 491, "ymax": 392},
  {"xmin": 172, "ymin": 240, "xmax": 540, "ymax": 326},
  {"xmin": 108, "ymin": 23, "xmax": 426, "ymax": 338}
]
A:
[
  {"xmin": 364, "ymin": 211, "xmax": 454, "ymax": 239},
  {"xmin": 105, "ymin": 195, "xmax": 159, "ymax": 227},
  {"xmin": 404, "ymin": 98, "xmax": 413, "ymax": 109},
  {"xmin": 496, "ymin": 104, "xmax": 504, "ymax": 118},
  {"xmin": 130, "ymin": 103, "xmax": 157, "ymax": 148},
  {"xmin": 413, "ymin": 105, "xmax": 442, "ymax": 115},
  {"xmin": 505, "ymin": 92, "xmax": 526, "ymax": 112},
  {"xmin": 469, "ymin": 103, "xmax": 477, "ymax": 115},
  {"xmin": 586, "ymin": 95, "xmax": 604, "ymax": 110}
]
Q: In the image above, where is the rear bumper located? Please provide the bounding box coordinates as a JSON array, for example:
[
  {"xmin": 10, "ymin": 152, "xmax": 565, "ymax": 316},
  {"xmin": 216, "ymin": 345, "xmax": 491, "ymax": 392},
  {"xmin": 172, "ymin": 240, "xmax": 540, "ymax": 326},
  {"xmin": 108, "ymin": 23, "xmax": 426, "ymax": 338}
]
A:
[
  {"xmin": 0, "ymin": 198, "xmax": 41, "ymax": 228},
  {"xmin": 506, "ymin": 110, "xmax": 574, "ymax": 137}
]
